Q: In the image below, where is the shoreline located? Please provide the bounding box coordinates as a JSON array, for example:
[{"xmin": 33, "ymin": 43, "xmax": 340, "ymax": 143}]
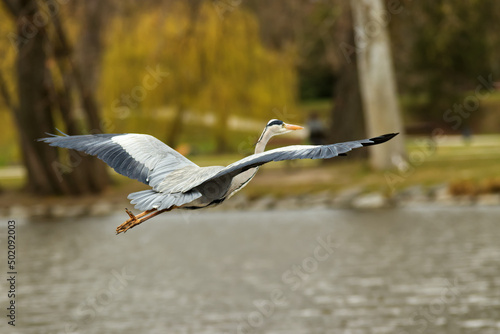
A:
[{"xmin": 2, "ymin": 184, "xmax": 499, "ymax": 220}]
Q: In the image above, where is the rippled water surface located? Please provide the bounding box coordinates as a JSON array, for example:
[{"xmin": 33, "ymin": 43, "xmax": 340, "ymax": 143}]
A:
[{"xmin": 2, "ymin": 206, "xmax": 500, "ymax": 334}]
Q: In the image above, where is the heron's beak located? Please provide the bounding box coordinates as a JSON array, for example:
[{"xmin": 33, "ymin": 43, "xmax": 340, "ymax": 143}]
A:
[{"xmin": 284, "ymin": 123, "xmax": 304, "ymax": 131}]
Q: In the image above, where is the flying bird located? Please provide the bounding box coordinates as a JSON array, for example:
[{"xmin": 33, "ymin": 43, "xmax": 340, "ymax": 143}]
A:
[{"xmin": 40, "ymin": 120, "xmax": 398, "ymax": 234}]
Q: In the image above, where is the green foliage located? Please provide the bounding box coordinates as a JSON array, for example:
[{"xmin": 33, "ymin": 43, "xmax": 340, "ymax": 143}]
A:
[
  {"xmin": 401, "ymin": 0, "xmax": 500, "ymax": 123},
  {"xmin": 294, "ymin": 1, "xmax": 342, "ymax": 101}
]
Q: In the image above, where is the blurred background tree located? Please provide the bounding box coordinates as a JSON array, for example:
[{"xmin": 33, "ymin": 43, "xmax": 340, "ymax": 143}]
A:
[
  {"xmin": 351, "ymin": 0, "xmax": 405, "ymax": 169},
  {"xmin": 1, "ymin": 0, "xmax": 500, "ymax": 195},
  {"xmin": 390, "ymin": 0, "xmax": 500, "ymax": 128},
  {"xmin": 0, "ymin": 0, "xmax": 109, "ymax": 195},
  {"xmin": 99, "ymin": 1, "xmax": 296, "ymax": 152}
]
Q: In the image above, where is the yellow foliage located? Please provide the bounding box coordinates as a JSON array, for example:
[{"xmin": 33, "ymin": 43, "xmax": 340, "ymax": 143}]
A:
[
  {"xmin": 99, "ymin": 1, "xmax": 298, "ymax": 138},
  {"xmin": 0, "ymin": 6, "xmax": 19, "ymax": 164},
  {"xmin": 0, "ymin": 1, "xmax": 299, "ymax": 163}
]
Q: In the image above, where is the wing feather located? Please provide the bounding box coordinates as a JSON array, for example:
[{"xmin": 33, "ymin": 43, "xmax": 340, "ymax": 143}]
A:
[
  {"xmin": 192, "ymin": 133, "xmax": 398, "ymax": 192},
  {"xmin": 39, "ymin": 133, "xmax": 198, "ymax": 188}
]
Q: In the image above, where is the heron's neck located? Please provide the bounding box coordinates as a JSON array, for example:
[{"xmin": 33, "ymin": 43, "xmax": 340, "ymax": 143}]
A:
[{"xmin": 255, "ymin": 128, "xmax": 274, "ymax": 154}]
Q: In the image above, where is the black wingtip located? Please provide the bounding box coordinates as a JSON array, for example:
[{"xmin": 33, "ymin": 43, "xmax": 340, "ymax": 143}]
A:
[{"xmin": 362, "ymin": 132, "xmax": 399, "ymax": 146}]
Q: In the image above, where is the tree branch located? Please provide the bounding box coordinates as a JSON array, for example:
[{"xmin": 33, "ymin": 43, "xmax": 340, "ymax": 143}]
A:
[
  {"xmin": 49, "ymin": 8, "xmax": 102, "ymax": 131},
  {"xmin": 0, "ymin": 0, "xmax": 21, "ymax": 16},
  {"xmin": 0, "ymin": 70, "xmax": 18, "ymax": 114}
]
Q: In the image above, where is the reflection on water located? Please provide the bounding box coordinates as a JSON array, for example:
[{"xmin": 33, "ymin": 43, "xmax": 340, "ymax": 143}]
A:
[{"xmin": 1, "ymin": 206, "xmax": 500, "ymax": 333}]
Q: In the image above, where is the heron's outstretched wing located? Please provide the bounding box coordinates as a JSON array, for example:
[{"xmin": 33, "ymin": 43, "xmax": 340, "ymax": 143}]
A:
[
  {"xmin": 39, "ymin": 133, "xmax": 198, "ymax": 188},
  {"xmin": 192, "ymin": 133, "xmax": 398, "ymax": 191}
]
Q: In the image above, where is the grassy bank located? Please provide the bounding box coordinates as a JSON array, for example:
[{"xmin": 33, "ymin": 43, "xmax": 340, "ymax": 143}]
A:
[{"xmin": 1, "ymin": 135, "xmax": 499, "ymax": 209}]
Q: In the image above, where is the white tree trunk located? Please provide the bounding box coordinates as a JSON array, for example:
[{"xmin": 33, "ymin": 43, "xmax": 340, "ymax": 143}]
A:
[{"xmin": 350, "ymin": 0, "xmax": 406, "ymax": 170}]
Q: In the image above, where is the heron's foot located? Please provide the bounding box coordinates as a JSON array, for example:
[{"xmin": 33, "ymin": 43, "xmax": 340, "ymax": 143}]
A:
[
  {"xmin": 115, "ymin": 207, "xmax": 175, "ymax": 235},
  {"xmin": 116, "ymin": 208, "xmax": 153, "ymax": 234}
]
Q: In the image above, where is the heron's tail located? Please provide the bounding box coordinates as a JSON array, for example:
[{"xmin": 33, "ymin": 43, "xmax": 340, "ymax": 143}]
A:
[{"xmin": 128, "ymin": 189, "xmax": 201, "ymax": 211}]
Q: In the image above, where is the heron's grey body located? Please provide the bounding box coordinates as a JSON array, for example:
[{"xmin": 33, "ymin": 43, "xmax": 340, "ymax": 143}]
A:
[{"xmin": 39, "ymin": 120, "xmax": 398, "ymax": 214}]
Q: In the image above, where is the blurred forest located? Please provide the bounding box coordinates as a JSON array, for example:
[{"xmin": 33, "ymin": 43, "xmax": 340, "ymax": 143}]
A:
[{"xmin": 0, "ymin": 0, "xmax": 500, "ymax": 195}]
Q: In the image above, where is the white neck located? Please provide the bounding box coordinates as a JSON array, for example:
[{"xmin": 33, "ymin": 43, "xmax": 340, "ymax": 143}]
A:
[
  {"xmin": 255, "ymin": 127, "xmax": 274, "ymax": 154},
  {"xmin": 225, "ymin": 127, "xmax": 274, "ymax": 198}
]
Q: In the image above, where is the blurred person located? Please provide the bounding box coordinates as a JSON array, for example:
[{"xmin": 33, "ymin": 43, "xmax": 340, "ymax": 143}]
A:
[{"xmin": 462, "ymin": 125, "xmax": 472, "ymax": 145}]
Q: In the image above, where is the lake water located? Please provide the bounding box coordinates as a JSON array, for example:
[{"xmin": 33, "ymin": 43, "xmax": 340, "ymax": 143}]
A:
[{"xmin": 1, "ymin": 206, "xmax": 500, "ymax": 334}]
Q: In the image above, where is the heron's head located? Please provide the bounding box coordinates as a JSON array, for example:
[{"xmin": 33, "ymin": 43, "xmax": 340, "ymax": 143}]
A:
[{"xmin": 265, "ymin": 119, "xmax": 303, "ymax": 136}]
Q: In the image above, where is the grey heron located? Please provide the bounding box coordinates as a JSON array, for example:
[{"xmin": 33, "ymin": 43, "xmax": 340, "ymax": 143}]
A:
[{"xmin": 40, "ymin": 119, "xmax": 398, "ymax": 234}]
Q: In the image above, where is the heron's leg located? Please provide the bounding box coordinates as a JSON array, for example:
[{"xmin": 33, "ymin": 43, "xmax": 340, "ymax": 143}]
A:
[
  {"xmin": 117, "ymin": 208, "xmax": 157, "ymax": 234},
  {"xmin": 125, "ymin": 208, "xmax": 152, "ymax": 221},
  {"xmin": 116, "ymin": 206, "xmax": 176, "ymax": 234},
  {"xmin": 118, "ymin": 208, "xmax": 154, "ymax": 231}
]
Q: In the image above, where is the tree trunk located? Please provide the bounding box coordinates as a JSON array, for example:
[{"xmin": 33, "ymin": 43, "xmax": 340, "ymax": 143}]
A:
[
  {"xmin": 77, "ymin": 0, "xmax": 107, "ymax": 92},
  {"xmin": 14, "ymin": 0, "xmax": 69, "ymax": 194},
  {"xmin": 330, "ymin": 4, "xmax": 366, "ymax": 159},
  {"xmin": 3, "ymin": 0, "xmax": 110, "ymax": 195},
  {"xmin": 51, "ymin": 8, "xmax": 110, "ymax": 192},
  {"xmin": 350, "ymin": 0, "xmax": 406, "ymax": 169}
]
